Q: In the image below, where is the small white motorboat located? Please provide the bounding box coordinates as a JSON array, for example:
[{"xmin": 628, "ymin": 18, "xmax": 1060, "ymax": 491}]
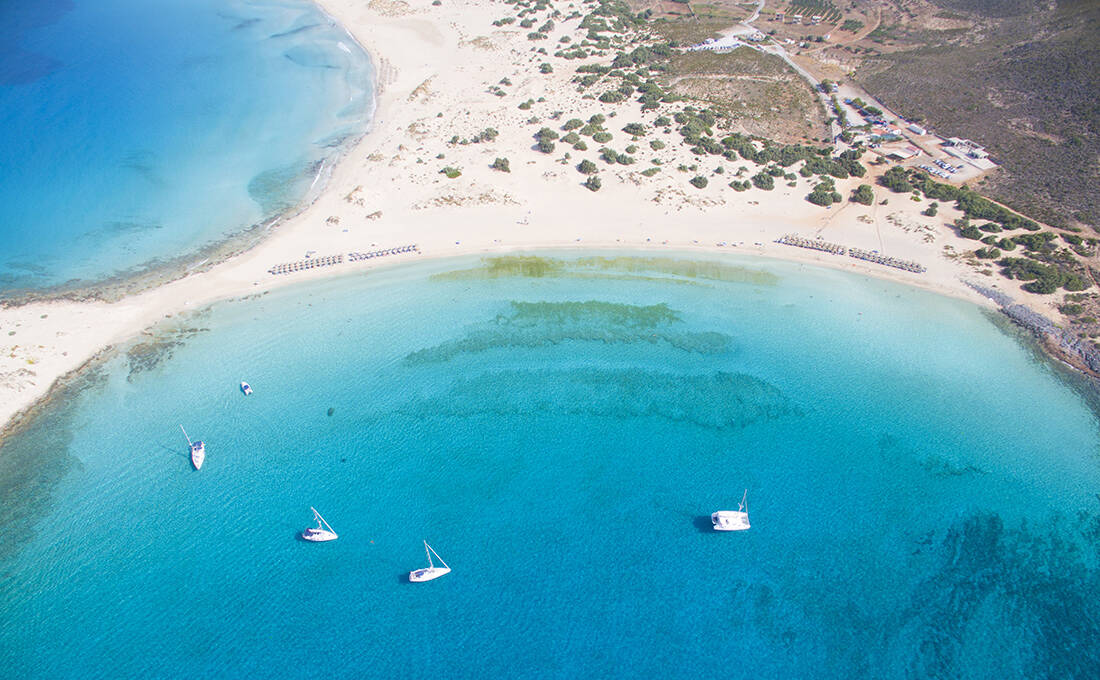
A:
[
  {"xmin": 240, "ymin": 381, "xmax": 253, "ymax": 396},
  {"xmin": 301, "ymin": 507, "xmax": 338, "ymax": 542},
  {"xmin": 409, "ymin": 541, "xmax": 450, "ymax": 582},
  {"xmin": 180, "ymin": 424, "xmax": 205, "ymax": 470},
  {"xmin": 712, "ymin": 489, "xmax": 750, "ymax": 531}
]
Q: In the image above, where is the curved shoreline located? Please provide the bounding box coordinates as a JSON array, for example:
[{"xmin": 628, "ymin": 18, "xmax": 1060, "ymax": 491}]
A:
[
  {"xmin": 0, "ymin": 0, "xmax": 1071, "ymax": 447},
  {"xmin": 0, "ymin": 0, "xmax": 378, "ymax": 306}
]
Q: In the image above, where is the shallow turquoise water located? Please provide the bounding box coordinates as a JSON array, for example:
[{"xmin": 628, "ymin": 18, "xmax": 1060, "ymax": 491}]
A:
[
  {"xmin": 0, "ymin": 0, "xmax": 373, "ymax": 293},
  {"xmin": 0, "ymin": 253, "xmax": 1098, "ymax": 678}
]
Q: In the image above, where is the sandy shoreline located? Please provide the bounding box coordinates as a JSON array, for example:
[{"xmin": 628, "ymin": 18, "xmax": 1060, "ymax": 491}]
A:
[{"xmin": 0, "ymin": 0, "xmax": 1043, "ymax": 443}]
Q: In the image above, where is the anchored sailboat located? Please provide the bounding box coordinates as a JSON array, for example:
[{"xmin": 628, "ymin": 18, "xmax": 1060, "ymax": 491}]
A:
[
  {"xmin": 301, "ymin": 507, "xmax": 338, "ymax": 542},
  {"xmin": 180, "ymin": 424, "xmax": 205, "ymax": 470},
  {"xmin": 409, "ymin": 541, "xmax": 450, "ymax": 582},
  {"xmin": 712, "ymin": 489, "xmax": 750, "ymax": 531}
]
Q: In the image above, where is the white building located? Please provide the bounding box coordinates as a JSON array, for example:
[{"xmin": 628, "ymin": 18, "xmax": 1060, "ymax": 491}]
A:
[{"xmin": 887, "ymin": 146, "xmax": 921, "ymax": 160}]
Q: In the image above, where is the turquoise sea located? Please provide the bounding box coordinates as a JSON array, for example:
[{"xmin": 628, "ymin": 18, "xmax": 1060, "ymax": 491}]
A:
[
  {"xmin": 0, "ymin": 253, "xmax": 1097, "ymax": 678},
  {"xmin": 0, "ymin": 0, "xmax": 373, "ymax": 294}
]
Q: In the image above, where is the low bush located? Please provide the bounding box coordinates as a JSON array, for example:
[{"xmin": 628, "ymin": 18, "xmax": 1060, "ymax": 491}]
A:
[
  {"xmin": 752, "ymin": 173, "xmax": 775, "ymax": 191},
  {"xmin": 851, "ymin": 184, "xmax": 874, "ymax": 205}
]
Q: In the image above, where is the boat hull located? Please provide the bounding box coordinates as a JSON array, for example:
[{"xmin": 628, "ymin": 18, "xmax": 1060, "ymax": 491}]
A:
[
  {"xmin": 711, "ymin": 511, "xmax": 749, "ymax": 531},
  {"xmin": 302, "ymin": 529, "xmax": 338, "ymax": 542},
  {"xmin": 409, "ymin": 567, "xmax": 450, "ymax": 582},
  {"xmin": 191, "ymin": 444, "xmax": 205, "ymax": 470}
]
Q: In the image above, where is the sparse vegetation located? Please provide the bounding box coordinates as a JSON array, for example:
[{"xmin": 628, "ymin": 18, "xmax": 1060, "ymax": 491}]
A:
[
  {"xmin": 858, "ymin": 1, "xmax": 1100, "ymax": 230},
  {"xmin": 808, "ymin": 178, "xmax": 842, "ymax": 207},
  {"xmin": 998, "ymin": 257, "xmax": 1091, "ymax": 294}
]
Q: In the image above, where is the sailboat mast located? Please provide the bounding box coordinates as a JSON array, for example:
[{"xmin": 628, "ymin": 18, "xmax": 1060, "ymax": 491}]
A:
[
  {"xmin": 424, "ymin": 540, "xmax": 434, "ymax": 569},
  {"xmin": 740, "ymin": 489, "xmax": 748, "ymax": 513},
  {"xmin": 427, "ymin": 543, "xmax": 449, "ymax": 570},
  {"xmin": 312, "ymin": 508, "xmax": 333, "ymax": 533},
  {"xmin": 179, "ymin": 424, "xmax": 192, "ymax": 446}
]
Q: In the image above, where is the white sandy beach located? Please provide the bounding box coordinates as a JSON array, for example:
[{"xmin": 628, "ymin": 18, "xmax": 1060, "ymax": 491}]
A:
[{"xmin": 0, "ymin": 0, "xmax": 1041, "ymax": 437}]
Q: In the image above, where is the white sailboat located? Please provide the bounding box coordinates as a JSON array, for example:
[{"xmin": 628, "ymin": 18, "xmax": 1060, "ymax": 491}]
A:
[
  {"xmin": 301, "ymin": 507, "xmax": 338, "ymax": 542},
  {"xmin": 180, "ymin": 424, "xmax": 205, "ymax": 470},
  {"xmin": 712, "ymin": 489, "xmax": 750, "ymax": 531},
  {"xmin": 409, "ymin": 541, "xmax": 451, "ymax": 582}
]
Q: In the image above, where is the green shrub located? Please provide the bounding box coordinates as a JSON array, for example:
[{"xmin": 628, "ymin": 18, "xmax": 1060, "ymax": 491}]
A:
[
  {"xmin": 592, "ymin": 132, "xmax": 613, "ymax": 143},
  {"xmin": 689, "ymin": 176, "xmax": 708, "ymax": 189},
  {"xmin": 490, "ymin": 157, "xmax": 510, "ymax": 172},
  {"xmin": 562, "ymin": 118, "xmax": 584, "ymax": 131},
  {"xmin": 650, "ymin": 140, "xmax": 666, "ymax": 151},
  {"xmin": 584, "ymin": 175, "xmax": 602, "ymax": 191},
  {"xmin": 1012, "ymin": 232, "xmax": 1058, "ymax": 252},
  {"xmin": 975, "ymin": 247, "xmax": 1001, "ymax": 259},
  {"xmin": 599, "ymin": 91, "xmax": 625, "ymax": 103},
  {"xmin": 879, "ymin": 166, "xmax": 912, "ymax": 193},
  {"xmin": 440, "ymin": 166, "xmax": 462, "ymax": 179},
  {"xmin": 573, "ymin": 140, "xmax": 588, "ymax": 151},
  {"xmin": 578, "ymin": 159, "xmax": 598, "ymax": 174},
  {"xmin": 518, "ymin": 99, "xmax": 534, "ymax": 110},
  {"xmin": 622, "ymin": 123, "xmax": 647, "ymax": 137},
  {"xmin": 641, "ymin": 167, "xmax": 660, "ymax": 177},
  {"xmin": 539, "ymin": 63, "xmax": 553, "ymax": 74},
  {"xmin": 998, "ymin": 257, "xmax": 1091, "ymax": 294},
  {"xmin": 752, "ymin": 173, "xmax": 775, "ymax": 191},
  {"xmin": 562, "ymin": 132, "xmax": 581, "ymax": 145},
  {"xmin": 808, "ymin": 180, "xmax": 841, "ymax": 206},
  {"xmin": 599, "ymin": 147, "xmax": 634, "ymax": 165},
  {"xmin": 851, "ymin": 184, "xmax": 874, "ymax": 205}
]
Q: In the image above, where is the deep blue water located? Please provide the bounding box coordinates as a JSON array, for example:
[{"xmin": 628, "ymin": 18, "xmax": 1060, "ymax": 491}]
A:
[
  {"xmin": 0, "ymin": 253, "xmax": 1098, "ymax": 678},
  {"xmin": 0, "ymin": 0, "xmax": 373, "ymax": 293}
]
